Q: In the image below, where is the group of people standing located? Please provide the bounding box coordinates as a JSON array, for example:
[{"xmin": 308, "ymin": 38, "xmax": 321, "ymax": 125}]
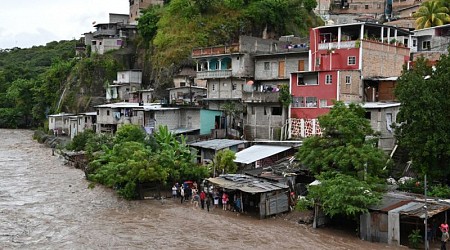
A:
[{"xmin": 171, "ymin": 182, "xmax": 242, "ymax": 213}]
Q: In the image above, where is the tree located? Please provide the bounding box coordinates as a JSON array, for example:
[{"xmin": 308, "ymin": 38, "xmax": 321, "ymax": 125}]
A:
[
  {"xmin": 308, "ymin": 173, "xmax": 382, "ymax": 217},
  {"xmin": 413, "ymin": 0, "xmax": 450, "ymax": 29},
  {"xmin": 137, "ymin": 6, "xmax": 162, "ymax": 45},
  {"xmin": 278, "ymin": 84, "xmax": 292, "ymax": 108},
  {"xmin": 114, "ymin": 124, "xmax": 147, "ymax": 145},
  {"xmin": 212, "ymin": 149, "xmax": 237, "ymax": 175},
  {"xmin": 297, "ymin": 101, "xmax": 386, "ymax": 218},
  {"xmin": 297, "ymin": 101, "xmax": 387, "ymax": 178},
  {"xmin": 394, "ymin": 56, "xmax": 450, "ymax": 179}
]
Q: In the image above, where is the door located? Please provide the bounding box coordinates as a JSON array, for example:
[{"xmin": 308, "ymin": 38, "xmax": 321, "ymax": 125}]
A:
[
  {"xmin": 298, "ymin": 60, "xmax": 305, "ymax": 71},
  {"xmin": 278, "ymin": 61, "xmax": 285, "ymax": 78}
]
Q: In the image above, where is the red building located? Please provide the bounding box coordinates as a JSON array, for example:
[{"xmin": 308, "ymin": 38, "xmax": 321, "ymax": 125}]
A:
[{"xmin": 290, "ymin": 22, "xmax": 411, "ymax": 121}]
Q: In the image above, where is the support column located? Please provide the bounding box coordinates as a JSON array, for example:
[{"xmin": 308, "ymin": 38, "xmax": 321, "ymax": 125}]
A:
[{"xmin": 337, "ymin": 26, "xmax": 342, "ymax": 49}]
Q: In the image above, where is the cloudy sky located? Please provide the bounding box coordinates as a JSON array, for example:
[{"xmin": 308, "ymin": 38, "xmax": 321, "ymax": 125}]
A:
[{"xmin": 0, "ymin": 0, "xmax": 129, "ymax": 49}]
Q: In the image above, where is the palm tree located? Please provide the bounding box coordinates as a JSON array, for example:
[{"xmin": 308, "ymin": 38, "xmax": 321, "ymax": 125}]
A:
[{"xmin": 413, "ymin": 0, "xmax": 450, "ymax": 29}]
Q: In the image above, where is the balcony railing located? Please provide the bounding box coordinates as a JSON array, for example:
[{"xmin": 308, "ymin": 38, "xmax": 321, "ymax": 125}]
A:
[
  {"xmin": 192, "ymin": 44, "xmax": 240, "ymax": 57},
  {"xmin": 242, "ymin": 91, "xmax": 280, "ymax": 103},
  {"xmin": 318, "ymin": 41, "xmax": 357, "ymax": 50},
  {"xmin": 93, "ymin": 30, "xmax": 117, "ymax": 38},
  {"xmin": 196, "ymin": 70, "xmax": 232, "ymax": 79}
]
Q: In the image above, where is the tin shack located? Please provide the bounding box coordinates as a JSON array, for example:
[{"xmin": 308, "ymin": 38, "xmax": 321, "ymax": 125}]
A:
[{"xmin": 207, "ymin": 174, "xmax": 289, "ymax": 219}]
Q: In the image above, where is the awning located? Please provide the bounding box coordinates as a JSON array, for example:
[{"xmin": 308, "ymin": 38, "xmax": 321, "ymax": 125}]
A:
[{"xmin": 234, "ymin": 145, "xmax": 291, "ymax": 164}]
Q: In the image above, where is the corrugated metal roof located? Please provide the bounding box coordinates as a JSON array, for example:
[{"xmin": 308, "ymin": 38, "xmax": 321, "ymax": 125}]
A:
[
  {"xmin": 371, "ymin": 192, "xmax": 450, "ymax": 218},
  {"xmin": 207, "ymin": 174, "xmax": 288, "ymax": 194},
  {"xmin": 189, "ymin": 139, "xmax": 247, "ymax": 150},
  {"xmin": 234, "ymin": 145, "xmax": 291, "ymax": 164},
  {"xmin": 398, "ymin": 202, "xmax": 450, "ymax": 219}
]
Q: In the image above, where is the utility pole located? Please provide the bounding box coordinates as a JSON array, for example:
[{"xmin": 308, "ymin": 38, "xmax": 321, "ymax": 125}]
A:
[{"xmin": 424, "ymin": 174, "xmax": 428, "ymax": 250}]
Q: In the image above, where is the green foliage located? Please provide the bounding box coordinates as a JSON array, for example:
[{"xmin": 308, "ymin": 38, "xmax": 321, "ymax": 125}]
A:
[
  {"xmin": 297, "ymin": 101, "xmax": 387, "ymax": 177},
  {"xmin": 397, "ymin": 178, "xmax": 423, "ymax": 194},
  {"xmin": 303, "ymin": 0, "xmax": 318, "ymax": 11},
  {"xmin": 88, "ymin": 125, "xmax": 208, "ymax": 199},
  {"xmin": 89, "ymin": 141, "xmax": 163, "ymax": 199},
  {"xmin": 408, "ymin": 229, "xmax": 423, "ymax": 249},
  {"xmin": 0, "ymin": 41, "xmax": 76, "ymax": 128},
  {"xmin": 395, "ymin": 55, "xmax": 450, "ymax": 179},
  {"xmin": 278, "ymin": 84, "xmax": 292, "ymax": 108},
  {"xmin": 295, "ymin": 197, "xmax": 313, "ymax": 211},
  {"xmin": 213, "ymin": 149, "xmax": 237, "ymax": 174},
  {"xmin": 114, "ymin": 124, "xmax": 147, "ymax": 144},
  {"xmin": 307, "ymin": 173, "xmax": 382, "ymax": 218},
  {"xmin": 137, "ymin": 6, "xmax": 162, "ymax": 45},
  {"xmin": 429, "ymin": 184, "xmax": 450, "ymax": 198},
  {"xmin": 66, "ymin": 130, "xmax": 96, "ymax": 151},
  {"xmin": 413, "ymin": 0, "xmax": 450, "ymax": 29}
]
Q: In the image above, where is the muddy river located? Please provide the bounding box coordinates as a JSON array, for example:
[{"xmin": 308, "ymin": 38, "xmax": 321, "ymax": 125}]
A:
[{"xmin": 0, "ymin": 129, "xmax": 405, "ymax": 249}]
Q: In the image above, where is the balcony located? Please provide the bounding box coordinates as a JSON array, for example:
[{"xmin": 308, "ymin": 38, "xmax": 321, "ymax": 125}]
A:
[
  {"xmin": 93, "ymin": 29, "xmax": 117, "ymax": 38},
  {"xmin": 318, "ymin": 40, "xmax": 357, "ymax": 50},
  {"xmin": 242, "ymin": 91, "xmax": 280, "ymax": 103},
  {"xmin": 196, "ymin": 70, "xmax": 232, "ymax": 79},
  {"xmin": 192, "ymin": 44, "xmax": 240, "ymax": 57}
]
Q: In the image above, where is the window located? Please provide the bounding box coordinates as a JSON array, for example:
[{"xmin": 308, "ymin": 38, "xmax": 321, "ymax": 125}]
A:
[
  {"xmin": 348, "ymin": 56, "xmax": 356, "ymax": 65},
  {"xmin": 365, "ymin": 5, "xmax": 369, "ymax": 9},
  {"xmin": 97, "ymin": 110, "xmax": 99, "ymax": 115},
  {"xmin": 85, "ymin": 117, "xmax": 88, "ymax": 123},
  {"xmin": 180, "ymin": 82, "xmax": 186, "ymax": 87},
  {"xmin": 293, "ymin": 96, "xmax": 304, "ymax": 107},
  {"xmin": 107, "ymin": 110, "xmax": 110, "ymax": 116},
  {"xmin": 345, "ymin": 75, "xmax": 351, "ymax": 84},
  {"xmin": 271, "ymin": 107, "xmax": 282, "ymax": 116},
  {"xmin": 319, "ymin": 99, "xmax": 328, "ymax": 108},
  {"xmin": 306, "ymin": 97, "xmax": 317, "ymax": 107},
  {"xmin": 212, "ymin": 84, "xmax": 215, "ymax": 91},
  {"xmin": 251, "ymin": 106, "xmax": 255, "ymax": 115},
  {"xmin": 264, "ymin": 62, "xmax": 270, "ymax": 70},
  {"xmin": 377, "ymin": 3, "xmax": 381, "ymax": 8},
  {"xmin": 413, "ymin": 39, "xmax": 417, "ymax": 47},
  {"xmin": 232, "ymin": 83, "xmax": 237, "ymax": 90},
  {"xmin": 297, "ymin": 75, "xmax": 305, "ymax": 85},
  {"xmin": 325, "ymin": 74, "xmax": 332, "ymax": 84},
  {"xmin": 422, "ymin": 40, "xmax": 431, "ymax": 50},
  {"xmin": 264, "ymin": 107, "xmax": 267, "ymax": 115}
]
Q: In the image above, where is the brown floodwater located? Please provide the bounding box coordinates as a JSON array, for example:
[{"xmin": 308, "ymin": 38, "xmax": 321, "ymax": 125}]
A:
[{"xmin": 0, "ymin": 129, "xmax": 406, "ymax": 249}]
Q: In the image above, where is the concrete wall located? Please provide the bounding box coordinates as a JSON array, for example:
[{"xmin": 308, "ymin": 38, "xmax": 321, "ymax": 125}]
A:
[
  {"xmin": 92, "ymin": 38, "xmax": 123, "ymax": 55},
  {"xmin": 155, "ymin": 110, "xmax": 180, "ymax": 130},
  {"xmin": 207, "ymin": 78, "xmax": 244, "ymax": 99},
  {"xmin": 367, "ymin": 106, "xmax": 399, "ymax": 152},
  {"xmin": 245, "ymin": 104, "xmax": 286, "ymax": 140},
  {"xmin": 200, "ymin": 109, "xmax": 222, "ymax": 135},
  {"xmin": 109, "ymin": 14, "xmax": 129, "ymax": 24},
  {"xmin": 179, "ymin": 108, "xmax": 201, "ymax": 128},
  {"xmin": 255, "ymin": 53, "xmax": 309, "ymax": 81},
  {"xmin": 116, "ymin": 70, "xmax": 142, "ymax": 84}
]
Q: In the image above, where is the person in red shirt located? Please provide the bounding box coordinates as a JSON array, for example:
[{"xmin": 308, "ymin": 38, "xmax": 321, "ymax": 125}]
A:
[{"xmin": 200, "ymin": 191, "xmax": 206, "ymax": 209}]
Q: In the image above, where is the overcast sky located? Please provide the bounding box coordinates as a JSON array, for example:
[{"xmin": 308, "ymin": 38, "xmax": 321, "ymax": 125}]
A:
[{"xmin": 0, "ymin": 0, "xmax": 129, "ymax": 49}]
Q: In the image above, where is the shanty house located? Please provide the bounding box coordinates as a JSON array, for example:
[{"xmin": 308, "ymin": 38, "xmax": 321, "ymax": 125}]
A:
[
  {"xmin": 207, "ymin": 174, "xmax": 289, "ymax": 219},
  {"xmin": 360, "ymin": 191, "xmax": 450, "ymax": 247}
]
